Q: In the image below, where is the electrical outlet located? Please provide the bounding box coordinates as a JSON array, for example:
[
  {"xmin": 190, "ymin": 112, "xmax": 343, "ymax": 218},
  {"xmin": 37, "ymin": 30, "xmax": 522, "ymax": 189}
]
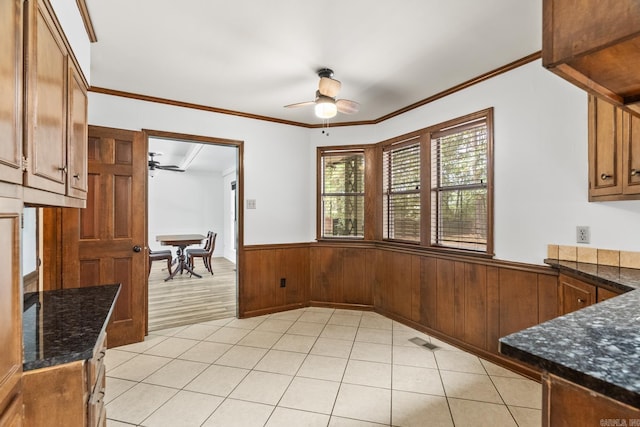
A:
[
  {"xmin": 280, "ymin": 278, "xmax": 286, "ymax": 288},
  {"xmin": 576, "ymin": 226, "xmax": 590, "ymax": 244}
]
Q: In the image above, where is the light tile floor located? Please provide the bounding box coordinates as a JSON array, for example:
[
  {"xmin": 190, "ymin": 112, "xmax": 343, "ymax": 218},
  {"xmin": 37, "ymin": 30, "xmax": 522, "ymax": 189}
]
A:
[{"xmin": 105, "ymin": 307, "xmax": 541, "ymax": 427}]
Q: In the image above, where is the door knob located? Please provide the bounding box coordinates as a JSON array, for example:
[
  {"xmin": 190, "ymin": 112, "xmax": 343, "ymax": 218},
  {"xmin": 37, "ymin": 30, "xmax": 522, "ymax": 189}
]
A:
[{"xmin": 133, "ymin": 245, "xmax": 142, "ymax": 253}]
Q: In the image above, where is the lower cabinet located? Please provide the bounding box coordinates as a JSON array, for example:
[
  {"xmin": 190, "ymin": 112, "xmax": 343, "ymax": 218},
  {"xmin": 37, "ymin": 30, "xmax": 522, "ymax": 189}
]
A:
[
  {"xmin": 22, "ymin": 333, "xmax": 107, "ymax": 427},
  {"xmin": 559, "ymin": 274, "xmax": 596, "ymax": 315},
  {"xmin": 0, "ymin": 393, "xmax": 23, "ymax": 426},
  {"xmin": 559, "ymin": 273, "xmax": 623, "ymax": 314},
  {"xmin": 542, "ymin": 373, "xmax": 640, "ymax": 427}
]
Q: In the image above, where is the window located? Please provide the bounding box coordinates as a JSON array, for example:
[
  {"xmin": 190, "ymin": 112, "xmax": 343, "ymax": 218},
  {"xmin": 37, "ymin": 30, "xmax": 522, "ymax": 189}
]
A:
[
  {"xmin": 317, "ymin": 108, "xmax": 493, "ymax": 255},
  {"xmin": 320, "ymin": 150, "xmax": 365, "ymax": 238},
  {"xmin": 382, "ymin": 136, "xmax": 421, "ymax": 242},
  {"xmin": 431, "ymin": 115, "xmax": 490, "ymax": 252}
]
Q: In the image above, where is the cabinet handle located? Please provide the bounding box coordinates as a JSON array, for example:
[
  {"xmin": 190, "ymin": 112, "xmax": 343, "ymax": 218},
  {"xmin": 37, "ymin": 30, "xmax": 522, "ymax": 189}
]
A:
[
  {"xmin": 58, "ymin": 165, "xmax": 68, "ymax": 174},
  {"xmin": 73, "ymin": 174, "xmax": 80, "ymax": 180},
  {"xmin": 600, "ymin": 173, "xmax": 612, "ymax": 180},
  {"xmin": 577, "ymin": 298, "xmax": 586, "ymax": 304},
  {"xmin": 631, "ymin": 169, "xmax": 639, "ymax": 177}
]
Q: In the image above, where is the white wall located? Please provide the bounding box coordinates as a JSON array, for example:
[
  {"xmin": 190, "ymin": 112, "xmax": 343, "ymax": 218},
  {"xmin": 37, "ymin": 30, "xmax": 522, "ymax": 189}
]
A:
[
  {"xmin": 50, "ymin": 0, "xmax": 91, "ymax": 81},
  {"xmin": 310, "ymin": 60, "xmax": 640, "ymax": 264},
  {"xmin": 223, "ymin": 168, "xmax": 237, "ymax": 262},
  {"xmin": 90, "ymin": 60, "xmax": 640, "ymax": 267},
  {"xmin": 148, "ymin": 168, "xmax": 225, "ymax": 257},
  {"xmin": 88, "ymin": 94, "xmax": 312, "ymax": 245}
]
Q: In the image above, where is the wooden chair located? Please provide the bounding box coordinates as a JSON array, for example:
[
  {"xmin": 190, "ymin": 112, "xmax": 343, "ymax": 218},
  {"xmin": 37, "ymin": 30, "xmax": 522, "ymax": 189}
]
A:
[
  {"xmin": 187, "ymin": 231, "xmax": 216, "ymax": 275},
  {"xmin": 148, "ymin": 249, "xmax": 173, "ymax": 277}
]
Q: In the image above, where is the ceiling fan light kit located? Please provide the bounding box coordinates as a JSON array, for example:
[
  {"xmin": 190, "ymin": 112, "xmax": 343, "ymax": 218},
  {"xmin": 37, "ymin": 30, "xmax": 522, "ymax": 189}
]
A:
[
  {"xmin": 285, "ymin": 68, "xmax": 360, "ymax": 120},
  {"xmin": 315, "ymin": 97, "xmax": 338, "ymax": 119}
]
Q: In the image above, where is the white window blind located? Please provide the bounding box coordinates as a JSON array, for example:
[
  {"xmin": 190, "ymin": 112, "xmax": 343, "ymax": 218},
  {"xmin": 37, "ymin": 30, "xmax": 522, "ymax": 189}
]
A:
[
  {"xmin": 321, "ymin": 151, "xmax": 365, "ymax": 238},
  {"xmin": 383, "ymin": 138, "xmax": 421, "ymax": 242},
  {"xmin": 430, "ymin": 118, "xmax": 488, "ymax": 251}
]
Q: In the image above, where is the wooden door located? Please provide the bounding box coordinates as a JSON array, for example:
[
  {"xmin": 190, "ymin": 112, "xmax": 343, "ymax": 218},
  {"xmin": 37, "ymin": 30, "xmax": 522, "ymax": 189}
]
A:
[
  {"xmin": 0, "ymin": 0, "xmax": 23, "ymax": 186},
  {"xmin": 62, "ymin": 126, "xmax": 147, "ymax": 347}
]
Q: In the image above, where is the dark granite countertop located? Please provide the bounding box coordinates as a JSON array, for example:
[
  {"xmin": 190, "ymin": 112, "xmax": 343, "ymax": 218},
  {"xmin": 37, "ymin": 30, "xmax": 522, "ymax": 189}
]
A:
[
  {"xmin": 544, "ymin": 258, "xmax": 640, "ymax": 293},
  {"xmin": 23, "ymin": 284, "xmax": 120, "ymax": 371},
  {"xmin": 500, "ymin": 285, "xmax": 640, "ymax": 408}
]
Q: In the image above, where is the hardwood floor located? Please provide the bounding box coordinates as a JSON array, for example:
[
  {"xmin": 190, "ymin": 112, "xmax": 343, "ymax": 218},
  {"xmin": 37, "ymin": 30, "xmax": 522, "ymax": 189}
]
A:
[{"xmin": 148, "ymin": 257, "xmax": 237, "ymax": 332}]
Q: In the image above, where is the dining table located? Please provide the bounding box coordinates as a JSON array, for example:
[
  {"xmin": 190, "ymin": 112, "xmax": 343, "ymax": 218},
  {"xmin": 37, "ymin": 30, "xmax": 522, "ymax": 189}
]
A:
[{"xmin": 155, "ymin": 234, "xmax": 205, "ymax": 281}]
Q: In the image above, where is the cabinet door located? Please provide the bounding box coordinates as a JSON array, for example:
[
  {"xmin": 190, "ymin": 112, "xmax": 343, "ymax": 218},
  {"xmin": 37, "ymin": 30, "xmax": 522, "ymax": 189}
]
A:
[
  {"xmin": 622, "ymin": 112, "xmax": 640, "ymax": 195},
  {"xmin": 66, "ymin": 64, "xmax": 88, "ymax": 199},
  {"xmin": 588, "ymin": 95, "xmax": 623, "ymax": 198},
  {"xmin": 0, "ymin": 198, "xmax": 23, "ymax": 421},
  {"xmin": 23, "ymin": 0, "xmax": 68, "ymax": 195},
  {"xmin": 559, "ymin": 274, "xmax": 595, "ymax": 315},
  {"xmin": 0, "ymin": 0, "xmax": 23, "ymax": 186},
  {"xmin": 597, "ymin": 287, "xmax": 620, "ymax": 303}
]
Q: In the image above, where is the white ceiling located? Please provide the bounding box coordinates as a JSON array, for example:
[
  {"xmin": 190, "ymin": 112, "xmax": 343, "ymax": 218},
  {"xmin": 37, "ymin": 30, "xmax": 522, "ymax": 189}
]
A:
[
  {"xmin": 148, "ymin": 137, "xmax": 236, "ymax": 175},
  {"xmin": 86, "ymin": 0, "xmax": 542, "ymax": 126}
]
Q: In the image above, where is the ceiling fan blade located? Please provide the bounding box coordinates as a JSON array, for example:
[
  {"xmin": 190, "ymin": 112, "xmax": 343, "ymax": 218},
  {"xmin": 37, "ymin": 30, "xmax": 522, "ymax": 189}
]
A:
[
  {"xmin": 336, "ymin": 99, "xmax": 360, "ymax": 115},
  {"xmin": 157, "ymin": 165, "xmax": 185, "ymax": 172},
  {"xmin": 318, "ymin": 77, "xmax": 341, "ymax": 97},
  {"xmin": 284, "ymin": 100, "xmax": 316, "ymax": 109}
]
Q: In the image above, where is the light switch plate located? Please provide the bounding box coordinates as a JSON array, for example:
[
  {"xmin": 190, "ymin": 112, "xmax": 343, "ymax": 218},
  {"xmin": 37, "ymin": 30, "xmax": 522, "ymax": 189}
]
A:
[{"xmin": 246, "ymin": 199, "xmax": 256, "ymax": 209}]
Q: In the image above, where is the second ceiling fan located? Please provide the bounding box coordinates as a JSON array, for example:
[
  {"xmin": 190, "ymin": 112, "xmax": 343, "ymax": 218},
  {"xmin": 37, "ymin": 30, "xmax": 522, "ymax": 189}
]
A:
[{"xmin": 285, "ymin": 68, "xmax": 360, "ymax": 119}]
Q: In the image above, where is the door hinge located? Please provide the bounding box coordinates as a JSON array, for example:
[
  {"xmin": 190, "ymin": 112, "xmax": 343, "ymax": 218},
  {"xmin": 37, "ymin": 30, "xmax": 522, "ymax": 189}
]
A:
[{"xmin": 21, "ymin": 156, "xmax": 28, "ymax": 172}]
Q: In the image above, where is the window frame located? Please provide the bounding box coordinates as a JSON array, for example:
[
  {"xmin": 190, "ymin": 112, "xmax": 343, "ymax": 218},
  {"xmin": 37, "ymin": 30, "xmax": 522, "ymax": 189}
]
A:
[
  {"xmin": 429, "ymin": 110, "xmax": 493, "ymax": 254},
  {"xmin": 317, "ymin": 146, "xmax": 367, "ymax": 240},
  {"xmin": 315, "ymin": 108, "xmax": 494, "ymax": 257}
]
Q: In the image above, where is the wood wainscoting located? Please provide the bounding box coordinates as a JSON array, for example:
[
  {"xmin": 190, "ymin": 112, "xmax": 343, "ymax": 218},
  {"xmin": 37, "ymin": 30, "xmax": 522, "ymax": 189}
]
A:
[{"xmin": 240, "ymin": 241, "xmax": 559, "ymax": 378}]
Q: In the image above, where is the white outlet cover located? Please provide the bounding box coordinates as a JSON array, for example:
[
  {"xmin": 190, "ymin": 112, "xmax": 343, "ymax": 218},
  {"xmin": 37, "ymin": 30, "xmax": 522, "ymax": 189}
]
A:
[
  {"xmin": 576, "ymin": 226, "xmax": 590, "ymax": 244},
  {"xmin": 246, "ymin": 199, "xmax": 256, "ymax": 209}
]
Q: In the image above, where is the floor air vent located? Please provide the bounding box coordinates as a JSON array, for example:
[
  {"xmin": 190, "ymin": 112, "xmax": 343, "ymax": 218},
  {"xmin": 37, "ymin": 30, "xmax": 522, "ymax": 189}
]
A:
[{"xmin": 409, "ymin": 337, "xmax": 439, "ymax": 350}]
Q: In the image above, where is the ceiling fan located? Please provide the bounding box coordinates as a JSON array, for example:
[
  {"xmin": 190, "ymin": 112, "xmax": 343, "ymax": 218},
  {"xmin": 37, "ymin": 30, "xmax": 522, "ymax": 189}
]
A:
[
  {"xmin": 284, "ymin": 68, "xmax": 360, "ymax": 119},
  {"xmin": 148, "ymin": 152, "xmax": 184, "ymax": 175}
]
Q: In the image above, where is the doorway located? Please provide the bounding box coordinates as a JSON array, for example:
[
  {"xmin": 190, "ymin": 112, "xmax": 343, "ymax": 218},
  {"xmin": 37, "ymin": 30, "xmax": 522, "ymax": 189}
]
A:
[{"xmin": 145, "ymin": 130, "xmax": 242, "ymax": 332}]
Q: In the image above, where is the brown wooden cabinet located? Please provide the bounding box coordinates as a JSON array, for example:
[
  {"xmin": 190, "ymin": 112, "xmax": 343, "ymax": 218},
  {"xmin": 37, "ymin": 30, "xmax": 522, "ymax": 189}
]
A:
[
  {"xmin": 0, "ymin": 197, "xmax": 23, "ymax": 424},
  {"xmin": 0, "ymin": 0, "xmax": 23, "ymax": 187},
  {"xmin": 22, "ymin": 0, "xmax": 87, "ymax": 205},
  {"xmin": 23, "ymin": 333, "xmax": 107, "ymax": 427},
  {"xmin": 597, "ymin": 287, "xmax": 621, "ymax": 303},
  {"xmin": 559, "ymin": 273, "xmax": 596, "ymax": 315},
  {"xmin": 588, "ymin": 95, "xmax": 640, "ymax": 201},
  {"xmin": 543, "ymin": 0, "xmax": 640, "ymax": 116},
  {"xmin": 542, "ymin": 372, "xmax": 640, "ymax": 427}
]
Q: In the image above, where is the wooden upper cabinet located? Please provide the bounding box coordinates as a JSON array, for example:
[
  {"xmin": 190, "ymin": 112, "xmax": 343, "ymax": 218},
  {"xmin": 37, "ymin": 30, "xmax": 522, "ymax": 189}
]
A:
[
  {"xmin": 543, "ymin": 0, "xmax": 640, "ymax": 116},
  {"xmin": 24, "ymin": 0, "xmax": 68, "ymax": 195},
  {"xmin": 22, "ymin": 0, "xmax": 88, "ymax": 202},
  {"xmin": 589, "ymin": 95, "xmax": 640, "ymax": 200},
  {"xmin": 0, "ymin": 0, "xmax": 23, "ymax": 186},
  {"xmin": 623, "ymin": 112, "xmax": 640, "ymax": 195},
  {"xmin": 66, "ymin": 64, "xmax": 88, "ymax": 198}
]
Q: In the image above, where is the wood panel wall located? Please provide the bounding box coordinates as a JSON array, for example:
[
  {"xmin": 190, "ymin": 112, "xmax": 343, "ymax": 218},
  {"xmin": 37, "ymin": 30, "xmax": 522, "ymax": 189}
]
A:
[{"xmin": 240, "ymin": 242, "xmax": 558, "ymax": 377}]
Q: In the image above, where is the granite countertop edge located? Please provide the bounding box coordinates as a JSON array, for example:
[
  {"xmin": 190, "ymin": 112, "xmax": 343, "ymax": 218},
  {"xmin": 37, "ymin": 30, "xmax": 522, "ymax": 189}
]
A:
[
  {"xmin": 500, "ymin": 261, "xmax": 640, "ymax": 409},
  {"xmin": 544, "ymin": 258, "xmax": 640, "ymax": 292},
  {"xmin": 500, "ymin": 335, "xmax": 638, "ymax": 408},
  {"xmin": 23, "ymin": 284, "xmax": 120, "ymax": 372}
]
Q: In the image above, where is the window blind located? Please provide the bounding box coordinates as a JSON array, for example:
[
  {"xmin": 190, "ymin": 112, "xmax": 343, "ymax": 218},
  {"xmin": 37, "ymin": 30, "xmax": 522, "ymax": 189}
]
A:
[
  {"xmin": 431, "ymin": 118, "xmax": 488, "ymax": 251},
  {"xmin": 383, "ymin": 139, "xmax": 421, "ymax": 242},
  {"xmin": 321, "ymin": 151, "xmax": 365, "ymax": 238}
]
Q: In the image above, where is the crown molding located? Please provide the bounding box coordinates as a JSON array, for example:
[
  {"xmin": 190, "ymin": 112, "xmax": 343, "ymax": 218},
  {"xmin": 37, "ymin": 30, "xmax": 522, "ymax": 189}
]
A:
[{"xmin": 90, "ymin": 51, "xmax": 542, "ymax": 129}]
